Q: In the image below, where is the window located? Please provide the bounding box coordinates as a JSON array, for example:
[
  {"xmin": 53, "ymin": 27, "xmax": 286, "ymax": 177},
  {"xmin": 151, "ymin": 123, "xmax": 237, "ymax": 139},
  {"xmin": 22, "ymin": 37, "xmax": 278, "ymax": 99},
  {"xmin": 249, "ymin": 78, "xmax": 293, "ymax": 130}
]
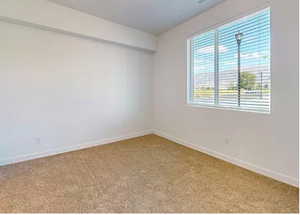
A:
[{"xmin": 188, "ymin": 8, "xmax": 271, "ymax": 113}]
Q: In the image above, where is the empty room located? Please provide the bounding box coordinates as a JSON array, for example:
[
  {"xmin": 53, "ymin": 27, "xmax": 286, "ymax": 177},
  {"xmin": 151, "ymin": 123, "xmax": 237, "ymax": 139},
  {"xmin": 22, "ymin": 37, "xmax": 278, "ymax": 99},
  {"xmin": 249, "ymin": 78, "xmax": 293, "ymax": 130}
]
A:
[{"xmin": 0, "ymin": 0, "xmax": 299, "ymax": 213}]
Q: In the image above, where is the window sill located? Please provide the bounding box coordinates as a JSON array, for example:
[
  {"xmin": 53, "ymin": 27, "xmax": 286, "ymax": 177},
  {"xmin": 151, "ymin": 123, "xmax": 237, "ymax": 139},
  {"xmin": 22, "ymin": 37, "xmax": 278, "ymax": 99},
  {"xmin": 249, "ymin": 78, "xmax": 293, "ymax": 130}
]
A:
[{"xmin": 186, "ymin": 102, "xmax": 271, "ymax": 115}]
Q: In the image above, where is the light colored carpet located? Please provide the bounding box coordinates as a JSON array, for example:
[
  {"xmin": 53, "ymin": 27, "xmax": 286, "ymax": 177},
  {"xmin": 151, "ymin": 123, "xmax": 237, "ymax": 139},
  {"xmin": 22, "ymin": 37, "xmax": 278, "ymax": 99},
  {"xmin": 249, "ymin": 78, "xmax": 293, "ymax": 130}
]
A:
[{"xmin": 0, "ymin": 135, "xmax": 298, "ymax": 213}]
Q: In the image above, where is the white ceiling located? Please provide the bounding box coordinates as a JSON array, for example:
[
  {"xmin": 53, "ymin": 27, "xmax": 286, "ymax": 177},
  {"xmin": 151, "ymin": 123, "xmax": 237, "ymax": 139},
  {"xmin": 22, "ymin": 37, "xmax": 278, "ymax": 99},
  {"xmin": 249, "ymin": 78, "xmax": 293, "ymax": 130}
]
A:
[{"xmin": 49, "ymin": 0, "xmax": 225, "ymax": 35}]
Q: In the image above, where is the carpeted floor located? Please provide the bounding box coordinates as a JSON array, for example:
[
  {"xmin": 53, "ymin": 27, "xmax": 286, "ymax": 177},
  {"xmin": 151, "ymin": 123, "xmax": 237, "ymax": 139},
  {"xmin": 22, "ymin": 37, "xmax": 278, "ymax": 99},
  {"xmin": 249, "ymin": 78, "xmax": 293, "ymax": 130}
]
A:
[{"xmin": 0, "ymin": 135, "xmax": 298, "ymax": 213}]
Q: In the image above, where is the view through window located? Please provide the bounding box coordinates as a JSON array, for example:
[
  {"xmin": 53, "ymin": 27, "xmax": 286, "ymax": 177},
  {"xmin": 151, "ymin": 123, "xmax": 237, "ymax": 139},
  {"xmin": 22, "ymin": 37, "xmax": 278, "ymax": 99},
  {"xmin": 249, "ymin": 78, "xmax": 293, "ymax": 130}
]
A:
[{"xmin": 188, "ymin": 8, "xmax": 271, "ymax": 113}]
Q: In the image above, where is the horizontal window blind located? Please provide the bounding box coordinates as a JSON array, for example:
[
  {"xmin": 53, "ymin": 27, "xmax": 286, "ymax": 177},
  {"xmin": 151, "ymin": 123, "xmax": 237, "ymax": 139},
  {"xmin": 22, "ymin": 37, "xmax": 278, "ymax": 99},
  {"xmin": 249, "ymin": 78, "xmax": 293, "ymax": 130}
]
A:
[
  {"xmin": 191, "ymin": 30, "xmax": 215, "ymax": 104},
  {"xmin": 189, "ymin": 8, "xmax": 271, "ymax": 113}
]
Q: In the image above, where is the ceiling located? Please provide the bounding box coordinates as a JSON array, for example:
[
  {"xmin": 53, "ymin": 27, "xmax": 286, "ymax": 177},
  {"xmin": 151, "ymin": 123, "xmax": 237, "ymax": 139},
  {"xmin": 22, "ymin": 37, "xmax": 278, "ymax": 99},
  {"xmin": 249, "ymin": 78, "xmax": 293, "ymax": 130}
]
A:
[{"xmin": 49, "ymin": 0, "xmax": 225, "ymax": 35}]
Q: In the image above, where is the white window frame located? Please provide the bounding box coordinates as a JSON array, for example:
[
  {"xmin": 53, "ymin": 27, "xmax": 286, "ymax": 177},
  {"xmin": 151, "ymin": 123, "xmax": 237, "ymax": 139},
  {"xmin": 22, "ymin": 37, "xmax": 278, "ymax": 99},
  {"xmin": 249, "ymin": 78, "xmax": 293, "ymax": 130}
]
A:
[{"xmin": 186, "ymin": 6, "xmax": 271, "ymax": 114}]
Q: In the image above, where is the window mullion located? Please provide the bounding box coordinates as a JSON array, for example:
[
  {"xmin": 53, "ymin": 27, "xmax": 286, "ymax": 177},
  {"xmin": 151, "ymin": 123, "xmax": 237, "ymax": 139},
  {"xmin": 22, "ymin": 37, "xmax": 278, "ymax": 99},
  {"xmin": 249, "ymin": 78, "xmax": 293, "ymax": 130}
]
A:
[{"xmin": 214, "ymin": 30, "xmax": 219, "ymax": 105}]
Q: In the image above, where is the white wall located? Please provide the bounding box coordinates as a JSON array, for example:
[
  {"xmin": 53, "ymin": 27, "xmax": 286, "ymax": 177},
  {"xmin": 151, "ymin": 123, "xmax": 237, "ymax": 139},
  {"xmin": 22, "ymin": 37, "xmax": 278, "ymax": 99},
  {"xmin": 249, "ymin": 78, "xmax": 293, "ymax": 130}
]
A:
[
  {"xmin": 0, "ymin": 20, "xmax": 153, "ymax": 164},
  {"xmin": 153, "ymin": 0, "xmax": 299, "ymax": 186},
  {"xmin": 0, "ymin": 0, "xmax": 157, "ymax": 52}
]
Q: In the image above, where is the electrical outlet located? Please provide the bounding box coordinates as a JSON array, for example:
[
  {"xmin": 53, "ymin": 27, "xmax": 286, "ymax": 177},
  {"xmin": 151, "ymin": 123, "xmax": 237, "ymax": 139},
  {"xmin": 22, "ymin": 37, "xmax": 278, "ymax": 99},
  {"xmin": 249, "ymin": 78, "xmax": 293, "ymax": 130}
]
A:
[
  {"xmin": 225, "ymin": 137, "xmax": 230, "ymax": 145},
  {"xmin": 34, "ymin": 137, "xmax": 41, "ymax": 145}
]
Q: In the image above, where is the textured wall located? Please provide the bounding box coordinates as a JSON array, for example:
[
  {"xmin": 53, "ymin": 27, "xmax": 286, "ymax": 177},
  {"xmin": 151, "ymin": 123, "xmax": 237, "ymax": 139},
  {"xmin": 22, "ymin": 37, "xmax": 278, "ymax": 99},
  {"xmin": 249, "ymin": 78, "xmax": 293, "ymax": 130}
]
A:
[{"xmin": 0, "ymin": 21, "xmax": 153, "ymax": 163}]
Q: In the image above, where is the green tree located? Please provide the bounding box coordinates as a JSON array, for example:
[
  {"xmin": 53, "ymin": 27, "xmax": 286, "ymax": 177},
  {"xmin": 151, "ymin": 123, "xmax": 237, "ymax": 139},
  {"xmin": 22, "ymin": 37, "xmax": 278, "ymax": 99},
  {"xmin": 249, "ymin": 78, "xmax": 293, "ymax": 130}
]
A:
[{"xmin": 240, "ymin": 72, "xmax": 256, "ymax": 90}]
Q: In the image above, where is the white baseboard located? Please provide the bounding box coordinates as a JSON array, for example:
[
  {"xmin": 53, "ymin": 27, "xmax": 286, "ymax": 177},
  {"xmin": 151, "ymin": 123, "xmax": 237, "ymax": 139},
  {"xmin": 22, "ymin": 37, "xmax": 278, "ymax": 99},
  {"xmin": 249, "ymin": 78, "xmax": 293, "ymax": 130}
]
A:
[
  {"xmin": 2, "ymin": 128, "xmax": 298, "ymax": 188},
  {"xmin": 0, "ymin": 129, "xmax": 153, "ymax": 166},
  {"xmin": 153, "ymin": 129, "xmax": 299, "ymax": 188}
]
